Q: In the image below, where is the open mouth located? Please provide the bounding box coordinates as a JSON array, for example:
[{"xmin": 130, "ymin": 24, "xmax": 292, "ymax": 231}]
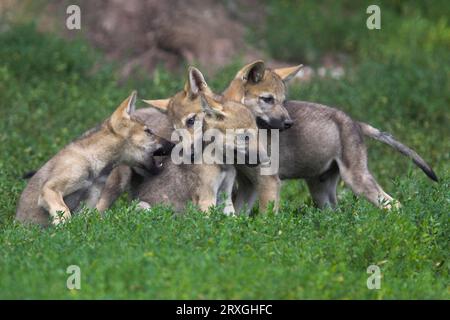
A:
[
  {"xmin": 133, "ymin": 157, "xmax": 165, "ymax": 177},
  {"xmin": 153, "ymin": 141, "xmax": 175, "ymax": 156},
  {"xmin": 148, "ymin": 157, "xmax": 165, "ymax": 175}
]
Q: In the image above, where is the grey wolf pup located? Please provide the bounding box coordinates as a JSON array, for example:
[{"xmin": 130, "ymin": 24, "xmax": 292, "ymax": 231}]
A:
[{"xmin": 223, "ymin": 61, "xmax": 438, "ymax": 210}]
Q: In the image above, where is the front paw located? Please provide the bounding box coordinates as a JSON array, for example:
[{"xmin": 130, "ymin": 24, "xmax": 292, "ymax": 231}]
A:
[
  {"xmin": 381, "ymin": 199, "xmax": 402, "ymax": 211},
  {"xmin": 52, "ymin": 212, "xmax": 72, "ymax": 225},
  {"xmin": 137, "ymin": 201, "xmax": 151, "ymax": 211}
]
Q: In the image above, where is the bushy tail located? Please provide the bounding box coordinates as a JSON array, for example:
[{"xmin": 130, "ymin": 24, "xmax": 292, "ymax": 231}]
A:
[{"xmin": 358, "ymin": 122, "xmax": 438, "ymax": 182}]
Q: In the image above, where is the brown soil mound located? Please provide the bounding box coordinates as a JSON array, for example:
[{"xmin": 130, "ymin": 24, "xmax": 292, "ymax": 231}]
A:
[{"xmin": 44, "ymin": 0, "xmax": 265, "ymax": 78}]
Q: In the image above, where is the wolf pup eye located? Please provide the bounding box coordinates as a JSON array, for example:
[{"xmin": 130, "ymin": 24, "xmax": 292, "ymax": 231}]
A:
[
  {"xmin": 186, "ymin": 115, "xmax": 196, "ymax": 127},
  {"xmin": 260, "ymin": 96, "xmax": 275, "ymax": 104},
  {"xmin": 144, "ymin": 128, "xmax": 153, "ymax": 135}
]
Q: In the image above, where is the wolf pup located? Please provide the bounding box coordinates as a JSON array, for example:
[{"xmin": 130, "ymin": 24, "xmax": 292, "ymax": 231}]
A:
[
  {"xmin": 223, "ymin": 60, "xmax": 438, "ymax": 210},
  {"xmin": 96, "ymin": 67, "xmax": 268, "ymax": 215},
  {"xmin": 16, "ymin": 91, "xmax": 174, "ymax": 226}
]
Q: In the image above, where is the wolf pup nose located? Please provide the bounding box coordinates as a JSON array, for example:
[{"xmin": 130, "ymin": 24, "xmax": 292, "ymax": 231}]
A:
[{"xmin": 283, "ymin": 119, "xmax": 294, "ymax": 130}]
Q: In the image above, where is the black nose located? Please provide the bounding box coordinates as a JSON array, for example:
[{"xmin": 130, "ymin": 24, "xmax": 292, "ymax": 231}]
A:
[
  {"xmin": 153, "ymin": 140, "xmax": 175, "ymax": 156},
  {"xmin": 283, "ymin": 119, "xmax": 294, "ymax": 130}
]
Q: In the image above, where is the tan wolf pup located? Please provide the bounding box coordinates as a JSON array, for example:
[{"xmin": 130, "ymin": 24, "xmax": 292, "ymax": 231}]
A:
[
  {"xmin": 223, "ymin": 60, "xmax": 438, "ymax": 211},
  {"xmin": 16, "ymin": 91, "xmax": 174, "ymax": 226}
]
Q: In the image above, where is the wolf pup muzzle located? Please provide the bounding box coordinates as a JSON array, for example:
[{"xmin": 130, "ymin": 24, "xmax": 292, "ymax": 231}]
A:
[{"xmin": 256, "ymin": 116, "xmax": 293, "ymax": 131}]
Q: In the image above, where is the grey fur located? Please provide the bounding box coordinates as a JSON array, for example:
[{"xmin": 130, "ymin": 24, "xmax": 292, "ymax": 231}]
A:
[
  {"xmin": 358, "ymin": 122, "xmax": 438, "ymax": 181},
  {"xmin": 247, "ymin": 100, "xmax": 437, "ymax": 209}
]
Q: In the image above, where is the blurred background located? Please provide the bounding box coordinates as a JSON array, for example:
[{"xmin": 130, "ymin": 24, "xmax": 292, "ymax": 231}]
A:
[
  {"xmin": 1, "ymin": 0, "xmax": 448, "ymax": 80},
  {"xmin": 0, "ymin": 0, "xmax": 448, "ymax": 216}
]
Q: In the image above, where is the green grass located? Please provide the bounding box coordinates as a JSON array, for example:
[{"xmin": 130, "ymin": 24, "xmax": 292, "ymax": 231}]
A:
[
  {"xmin": 259, "ymin": 0, "xmax": 450, "ymax": 66},
  {"xmin": 0, "ymin": 12, "xmax": 449, "ymax": 300}
]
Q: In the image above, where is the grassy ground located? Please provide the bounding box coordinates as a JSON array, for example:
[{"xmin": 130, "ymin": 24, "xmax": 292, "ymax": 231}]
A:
[{"xmin": 0, "ymin": 2, "xmax": 449, "ymax": 299}]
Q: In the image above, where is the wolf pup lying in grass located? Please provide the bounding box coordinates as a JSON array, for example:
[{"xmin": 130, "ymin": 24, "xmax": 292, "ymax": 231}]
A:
[
  {"xmin": 16, "ymin": 91, "xmax": 174, "ymax": 226},
  {"xmin": 223, "ymin": 61, "xmax": 438, "ymax": 210}
]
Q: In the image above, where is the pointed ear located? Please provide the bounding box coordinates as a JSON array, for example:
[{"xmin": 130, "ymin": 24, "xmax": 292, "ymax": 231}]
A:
[
  {"xmin": 185, "ymin": 66, "xmax": 208, "ymax": 98},
  {"xmin": 200, "ymin": 95, "xmax": 226, "ymax": 119},
  {"xmin": 236, "ymin": 60, "xmax": 265, "ymax": 84},
  {"xmin": 142, "ymin": 98, "xmax": 170, "ymax": 113},
  {"xmin": 111, "ymin": 90, "xmax": 137, "ymax": 122},
  {"xmin": 273, "ymin": 65, "xmax": 303, "ymax": 83}
]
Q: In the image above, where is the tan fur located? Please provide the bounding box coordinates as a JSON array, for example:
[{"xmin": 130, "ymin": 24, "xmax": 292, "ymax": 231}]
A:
[
  {"xmin": 223, "ymin": 61, "xmax": 294, "ymax": 131},
  {"xmin": 273, "ymin": 65, "xmax": 303, "ymax": 83},
  {"xmin": 16, "ymin": 91, "xmax": 173, "ymax": 226}
]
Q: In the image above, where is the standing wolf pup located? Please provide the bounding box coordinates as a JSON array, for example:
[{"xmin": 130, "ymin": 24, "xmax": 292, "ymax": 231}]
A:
[
  {"xmin": 223, "ymin": 61, "xmax": 438, "ymax": 210},
  {"xmin": 16, "ymin": 91, "xmax": 173, "ymax": 226}
]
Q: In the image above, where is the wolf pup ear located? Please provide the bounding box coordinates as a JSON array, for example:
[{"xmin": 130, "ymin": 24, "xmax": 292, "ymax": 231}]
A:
[
  {"xmin": 237, "ymin": 60, "xmax": 265, "ymax": 84},
  {"xmin": 185, "ymin": 66, "xmax": 208, "ymax": 99},
  {"xmin": 114, "ymin": 90, "xmax": 137, "ymax": 119},
  {"xmin": 142, "ymin": 98, "xmax": 170, "ymax": 113},
  {"xmin": 273, "ymin": 65, "xmax": 303, "ymax": 83},
  {"xmin": 126, "ymin": 90, "xmax": 137, "ymax": 116},
  {"xmin": 110, "ymin": 91, "xmax": 137, "ymax": 130}
]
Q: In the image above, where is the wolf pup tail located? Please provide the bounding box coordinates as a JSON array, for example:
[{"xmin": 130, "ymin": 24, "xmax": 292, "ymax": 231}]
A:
[
  {"xmin": 22, "ymin": 171, "xmax": 37, "ymax": 179},
  {"xmin": 358, "ymin": 122, "xmax": 438, "ymax": 182}
]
